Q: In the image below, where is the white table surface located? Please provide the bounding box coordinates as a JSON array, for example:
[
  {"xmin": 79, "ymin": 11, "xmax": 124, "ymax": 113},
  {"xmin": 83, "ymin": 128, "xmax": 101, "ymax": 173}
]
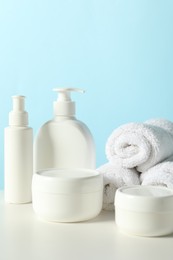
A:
[{"xmin": 0, "ymin": 191, "xmax": 173, "ymax": 260}]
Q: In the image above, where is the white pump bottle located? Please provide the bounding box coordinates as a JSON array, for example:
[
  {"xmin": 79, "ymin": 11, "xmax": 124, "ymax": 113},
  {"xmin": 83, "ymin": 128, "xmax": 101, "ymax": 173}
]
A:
[
  {"xmin": 34, "ymin": 88, "xmax": 96, "ymax": 172},
  {"xmin": 4, "ymin": 96, "xmax": 33, "ymax": 203}
]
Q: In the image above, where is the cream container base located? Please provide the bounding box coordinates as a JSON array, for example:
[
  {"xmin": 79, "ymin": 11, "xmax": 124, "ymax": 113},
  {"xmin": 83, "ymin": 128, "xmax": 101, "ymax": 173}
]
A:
[
  {"xmin": 115, "ymin": 185, "xmax": 173, "ymax": 237},
  {"xmin": 116, "ymin": 208, "xmax": 173, "ymax": 237},
  {"xmin": 32, "ymin": 168, "xmax": 103, "ymax": 223}
]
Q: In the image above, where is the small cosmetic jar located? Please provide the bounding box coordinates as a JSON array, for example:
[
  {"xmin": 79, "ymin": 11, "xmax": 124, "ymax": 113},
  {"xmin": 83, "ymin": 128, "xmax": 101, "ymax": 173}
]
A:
[
  {"xmin": 32, "ymin": 168, "xmax": 103, "ymax": 222},
  {"xmin": 115, "ymin": 185, "xmax": 173, "ymax": 237}
]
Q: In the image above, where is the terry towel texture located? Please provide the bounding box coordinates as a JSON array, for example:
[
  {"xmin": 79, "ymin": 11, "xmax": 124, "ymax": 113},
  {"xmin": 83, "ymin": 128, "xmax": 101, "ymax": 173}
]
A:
[
  {"xmin": 98, "ymin": 119, "xmax": 173, "ymax": 211},
  {"xmin": 98, "ymin": 163, "xmax": 140, "ymax": 210},
  {"xmin": 140, "ymin": 156, "xmax": 173, "ymax": 188},
  {"xmin": 106, "ymin": 119, "xmax": 173, "ymax": 172}
]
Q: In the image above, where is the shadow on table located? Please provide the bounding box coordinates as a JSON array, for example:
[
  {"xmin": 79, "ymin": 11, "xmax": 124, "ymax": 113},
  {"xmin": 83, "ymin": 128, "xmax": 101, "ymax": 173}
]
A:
[{"xmin": 85, "ymin": 210, "xmax": 114, "ymax": 224}]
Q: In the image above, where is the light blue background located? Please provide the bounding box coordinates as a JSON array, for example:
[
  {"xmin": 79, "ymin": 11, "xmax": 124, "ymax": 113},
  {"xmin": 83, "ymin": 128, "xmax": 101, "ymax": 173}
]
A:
[{"xmin": 0, "ymin": 0, "xmax": 173, "ymax": 189}]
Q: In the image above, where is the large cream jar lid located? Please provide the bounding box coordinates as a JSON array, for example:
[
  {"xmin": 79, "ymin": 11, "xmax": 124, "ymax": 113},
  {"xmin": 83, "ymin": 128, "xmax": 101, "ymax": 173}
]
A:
[{"xmin": 32, "ymin": 168, "xmax": 103, "ymax": 194}]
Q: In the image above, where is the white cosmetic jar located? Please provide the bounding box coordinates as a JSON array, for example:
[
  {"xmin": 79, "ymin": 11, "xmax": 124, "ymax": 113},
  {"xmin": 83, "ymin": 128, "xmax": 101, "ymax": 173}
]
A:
[
  {"xmin": 115, "ymin": 185, "xmax": 173, "ymax": 237},
  {"xmin": 32, "ymin": 168, "xmax": 103, "ymax": 222}
]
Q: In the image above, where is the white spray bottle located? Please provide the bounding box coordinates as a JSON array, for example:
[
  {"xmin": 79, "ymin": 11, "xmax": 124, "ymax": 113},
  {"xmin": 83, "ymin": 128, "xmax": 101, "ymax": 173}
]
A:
[
  {"xmin": 4, "ymin": 96, "xmax": 33, "ymax": 203},
  {"xmin": 34, "ymin": 88, "xmax": 96, "ymax": 172}
]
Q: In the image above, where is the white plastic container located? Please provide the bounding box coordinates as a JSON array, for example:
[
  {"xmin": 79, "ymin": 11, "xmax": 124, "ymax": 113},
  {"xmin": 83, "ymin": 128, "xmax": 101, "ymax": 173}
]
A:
[
  {"xmin": 32, "ymin": 168, "xmax": 103, "ymax": 222},
  {"xmin": 115, "ymin": 185, "xmax": 173, "ymax": 237},
  {"xmin": 34, "ymin": 88, "xmax": 95, "ymax": 172},
  {"xmin": 4, "ymin": 96, "xmax": 33, "ymax": 203}
]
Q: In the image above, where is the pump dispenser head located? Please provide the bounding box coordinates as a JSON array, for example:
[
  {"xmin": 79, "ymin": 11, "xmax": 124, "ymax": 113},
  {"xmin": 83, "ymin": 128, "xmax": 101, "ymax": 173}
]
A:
[
  {"xmin": 9, "ymin": 96, "xmax": 28, "ymax": 126},
  {"xmin": 53, "ymin": 88, "xmax": 85, "ymax": 116}
]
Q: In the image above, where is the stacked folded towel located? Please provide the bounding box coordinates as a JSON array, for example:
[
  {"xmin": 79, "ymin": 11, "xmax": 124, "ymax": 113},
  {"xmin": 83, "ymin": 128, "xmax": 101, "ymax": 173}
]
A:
[
  {"xmin": 98, "ymin": 163, "xmax": 140, "ymax": 210},
  {"xmin": 98, "ymin": 119, "xmax": 173, "ymax": 210}
]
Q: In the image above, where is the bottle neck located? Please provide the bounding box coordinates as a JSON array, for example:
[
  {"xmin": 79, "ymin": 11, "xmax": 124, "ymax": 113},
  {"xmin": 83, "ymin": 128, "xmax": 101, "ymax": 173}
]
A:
[
  {"xmin": 9, "ymin": 111, "xmax": 28, "ymax": 126},
  {"xmin": 54, "ymin": 115, "xmax": 76, "ymax": 121},
  {"xmin": 53, "ymin": 101, "xmax": 76, "ymax": 116}
]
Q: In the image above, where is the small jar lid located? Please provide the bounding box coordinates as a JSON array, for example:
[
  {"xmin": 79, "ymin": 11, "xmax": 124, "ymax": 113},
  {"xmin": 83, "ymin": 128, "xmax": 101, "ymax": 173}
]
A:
[
  {"xmin": 115, "ymin": 185, "xmax": 173, "ymax": 212},
  {"xmin": 32, "ymin": 168, "xmax": 103, "ymax": 194}
]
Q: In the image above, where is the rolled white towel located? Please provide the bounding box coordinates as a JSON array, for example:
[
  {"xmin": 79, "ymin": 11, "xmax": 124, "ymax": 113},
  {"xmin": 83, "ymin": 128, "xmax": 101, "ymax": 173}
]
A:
[
  {"xmin": 106, "ymin": 119, "xmax": 173, "ymax": 172},
  {"xmin": 97, "ymin": 163, "xmax": 140, "ymax": 210},
  {"xmin": 140, "ymin": 156, "xmax": 173, "ymax": 188},
  {"xmin": 145, "ymin": 118, "xmax": 173, "ymax": 136}
]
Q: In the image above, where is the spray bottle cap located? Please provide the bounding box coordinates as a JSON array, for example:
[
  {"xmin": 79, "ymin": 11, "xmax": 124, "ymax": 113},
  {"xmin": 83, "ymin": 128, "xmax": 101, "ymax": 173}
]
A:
[
  {"xmin": 53, "ymin": 88, "xmax": 85, "ymax": 116},
  {"xmin": 9, "ymin": 96, "xmax": 28, "ymax": 126}
]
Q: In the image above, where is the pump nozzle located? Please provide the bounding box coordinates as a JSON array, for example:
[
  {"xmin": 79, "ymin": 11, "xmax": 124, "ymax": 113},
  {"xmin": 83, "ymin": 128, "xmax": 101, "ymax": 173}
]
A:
[
  {"xmin": 53, "ymin": 88, "xmax": 85, "ymax": 101},
  {"xmin": 9, "ymin": 96, "xmax": 28, "ymax": 126},
  {"xmin": 13, "ymin": 95, "xmax": 25, "ymax": 111},
  {"xmin": 53, "ymin": 88, "xmax": 85, "ymax": 116}
]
